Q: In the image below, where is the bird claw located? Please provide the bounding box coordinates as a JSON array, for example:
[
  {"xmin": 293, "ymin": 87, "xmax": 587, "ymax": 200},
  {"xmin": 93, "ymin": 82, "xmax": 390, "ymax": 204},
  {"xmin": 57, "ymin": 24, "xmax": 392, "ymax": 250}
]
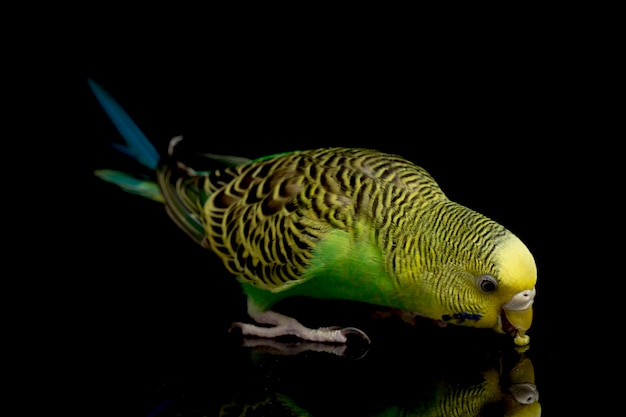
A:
[
  {"xmin": 228, "ymin": 322, "xmax": 246, "ymax": 333},
  {"xmin": 229, "ymin": 321, "xmax": 371, "ymax": 345},
  {"xmin": 229, "ymin": 309, "xmax": 371, "ymax": 354},
  {"xmin": 340, "ymin": 327, "xmax": 371, "ymax": 345}
]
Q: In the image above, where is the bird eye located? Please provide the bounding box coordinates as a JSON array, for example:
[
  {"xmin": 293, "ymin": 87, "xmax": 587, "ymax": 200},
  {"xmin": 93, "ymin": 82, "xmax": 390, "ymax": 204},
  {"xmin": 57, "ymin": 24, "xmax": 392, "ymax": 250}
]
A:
[{"xmin": 477, "ymin": 274, "xmax": 498, "ymax": 293}]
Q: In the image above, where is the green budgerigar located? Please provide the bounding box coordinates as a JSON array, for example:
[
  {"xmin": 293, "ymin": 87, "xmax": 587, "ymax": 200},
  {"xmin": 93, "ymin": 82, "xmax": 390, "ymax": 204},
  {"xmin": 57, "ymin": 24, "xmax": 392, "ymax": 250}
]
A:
[{"xmin": 90, "ymin": 80, "xmax": 537, "ymax": 347}]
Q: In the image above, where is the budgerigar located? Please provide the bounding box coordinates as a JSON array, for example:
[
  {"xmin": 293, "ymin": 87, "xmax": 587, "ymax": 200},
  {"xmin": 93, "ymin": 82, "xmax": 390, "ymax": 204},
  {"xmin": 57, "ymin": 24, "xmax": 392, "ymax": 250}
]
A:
[{"xmin": 89, "ymin": 80, "xmax": 537, "ymax": 347}]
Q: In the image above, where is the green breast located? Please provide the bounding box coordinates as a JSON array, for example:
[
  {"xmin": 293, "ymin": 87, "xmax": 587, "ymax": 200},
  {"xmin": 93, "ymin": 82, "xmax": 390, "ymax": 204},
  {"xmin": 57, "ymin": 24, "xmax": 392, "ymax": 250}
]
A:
[{"xmin": 279, "ymin": 223, "xmax": 401, "ymax": 305}]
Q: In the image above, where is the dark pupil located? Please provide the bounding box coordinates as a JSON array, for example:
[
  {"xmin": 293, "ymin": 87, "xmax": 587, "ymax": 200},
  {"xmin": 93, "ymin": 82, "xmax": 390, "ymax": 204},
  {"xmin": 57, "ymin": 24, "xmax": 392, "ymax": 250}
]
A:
[{"xmin": 482, "ymin": 280, "xmax": 496, "ymax": 292}]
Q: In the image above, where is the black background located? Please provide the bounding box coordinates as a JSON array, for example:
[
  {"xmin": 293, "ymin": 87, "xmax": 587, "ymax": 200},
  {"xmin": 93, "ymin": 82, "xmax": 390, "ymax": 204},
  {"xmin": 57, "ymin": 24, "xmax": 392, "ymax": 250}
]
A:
[{"xmin": 38, "ymin": 13, "xmax": 617, "ymax": 415}]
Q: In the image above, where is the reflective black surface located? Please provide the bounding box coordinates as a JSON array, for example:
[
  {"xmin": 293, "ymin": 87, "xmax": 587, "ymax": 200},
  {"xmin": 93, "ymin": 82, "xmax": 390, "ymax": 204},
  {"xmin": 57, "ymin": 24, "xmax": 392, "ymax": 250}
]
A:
[
  {"xmin": 65, "ymin": 38, "xmax": 609, "ymax": 415},
  {"xmin": 103, "ymin": 323, "xmax": 541, "ymax": 416}
]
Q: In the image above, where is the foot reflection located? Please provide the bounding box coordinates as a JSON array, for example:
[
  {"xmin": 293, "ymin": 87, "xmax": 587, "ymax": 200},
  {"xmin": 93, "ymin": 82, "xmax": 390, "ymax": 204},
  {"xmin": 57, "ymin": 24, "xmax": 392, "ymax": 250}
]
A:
[{"xmin": 216, "ymin": 337, "xmax": 540, "ymax": 416}]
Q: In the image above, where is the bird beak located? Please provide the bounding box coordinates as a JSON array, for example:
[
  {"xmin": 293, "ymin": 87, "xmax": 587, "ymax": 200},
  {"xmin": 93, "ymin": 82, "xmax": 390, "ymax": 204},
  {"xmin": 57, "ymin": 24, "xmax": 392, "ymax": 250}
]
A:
[{"xmin": 503, "ymin": 287, "xmax": 536, "ymax": 346}]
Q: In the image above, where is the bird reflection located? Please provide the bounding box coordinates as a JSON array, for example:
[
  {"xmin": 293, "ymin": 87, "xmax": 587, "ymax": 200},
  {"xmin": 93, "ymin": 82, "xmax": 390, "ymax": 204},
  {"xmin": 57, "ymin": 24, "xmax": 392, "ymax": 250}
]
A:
[{"xmin": 216, "ymin": 340, "xmax": 540, "ymax": 417}]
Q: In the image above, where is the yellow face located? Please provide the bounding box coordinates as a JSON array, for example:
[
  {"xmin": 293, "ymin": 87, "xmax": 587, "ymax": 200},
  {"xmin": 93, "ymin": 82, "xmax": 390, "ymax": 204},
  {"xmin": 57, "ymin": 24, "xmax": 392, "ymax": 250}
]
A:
[
  {"xmin": 491, "ymin": 235, "xmax": 537, "ymax": 345},
  {"xmin": 496, "ymin": 236, "xmax": 538, "ymax": 297},
  {"xmin": 410, "ymin": 233, "xmax": 537, "ymax": 346}
]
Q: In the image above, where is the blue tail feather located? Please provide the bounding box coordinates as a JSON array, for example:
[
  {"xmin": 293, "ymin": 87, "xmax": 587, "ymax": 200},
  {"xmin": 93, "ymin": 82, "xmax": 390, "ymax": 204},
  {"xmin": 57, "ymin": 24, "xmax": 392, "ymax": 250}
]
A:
[{"xmin": 88, "ymin": 79, "xmax": 160, "ymax": 170}]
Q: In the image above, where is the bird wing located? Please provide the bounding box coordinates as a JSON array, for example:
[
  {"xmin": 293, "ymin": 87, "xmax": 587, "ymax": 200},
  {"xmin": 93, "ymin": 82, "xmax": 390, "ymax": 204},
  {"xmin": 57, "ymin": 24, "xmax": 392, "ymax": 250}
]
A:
[
  {"xmin": 202, "ymin": 149, "xmax": 349, "ymax": 291},
  {"xmin": 158, "ymin": 147, "xmax": 445, "ymax": 292}
]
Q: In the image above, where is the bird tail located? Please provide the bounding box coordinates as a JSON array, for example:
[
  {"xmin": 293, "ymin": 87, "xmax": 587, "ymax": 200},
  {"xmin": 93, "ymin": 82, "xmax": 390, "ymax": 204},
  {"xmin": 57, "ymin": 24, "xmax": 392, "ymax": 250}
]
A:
[
  {"xmin": 89, "ymin": 78, "xmax": 164, "ymax": 202},
  {"xmin": 89, "ymin": 79, "xmax": 255, "ymax": 245}
]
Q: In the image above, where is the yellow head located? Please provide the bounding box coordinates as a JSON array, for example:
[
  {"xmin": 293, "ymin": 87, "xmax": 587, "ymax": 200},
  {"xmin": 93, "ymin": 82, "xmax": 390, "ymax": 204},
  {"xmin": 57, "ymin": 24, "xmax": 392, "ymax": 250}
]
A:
[
  {"xmin": 491, "ymin": 234, "xmax": 537, "ymax": 345},
  {"xmin": 399, "ymin": 202, "xmax": 537, "ymax": 346}
]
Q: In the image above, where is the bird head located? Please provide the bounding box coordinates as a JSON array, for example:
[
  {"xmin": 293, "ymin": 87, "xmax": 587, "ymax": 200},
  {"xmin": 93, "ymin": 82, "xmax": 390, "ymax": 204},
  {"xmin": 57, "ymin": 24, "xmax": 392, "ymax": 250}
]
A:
[
  {"xmin": 426, "ymin": 232, "xmax": 537, "ymax": 346},
  {"xmin": 401, "ymin": 205, "xmax": 537, "ymax": 346}
]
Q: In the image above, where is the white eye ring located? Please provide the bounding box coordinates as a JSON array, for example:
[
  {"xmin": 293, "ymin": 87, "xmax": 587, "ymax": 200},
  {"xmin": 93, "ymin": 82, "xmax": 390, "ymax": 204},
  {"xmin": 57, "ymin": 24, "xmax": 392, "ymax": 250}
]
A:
[{"xmin": 477, "ymin": 274, "xmax": 498, "ymax": 293}]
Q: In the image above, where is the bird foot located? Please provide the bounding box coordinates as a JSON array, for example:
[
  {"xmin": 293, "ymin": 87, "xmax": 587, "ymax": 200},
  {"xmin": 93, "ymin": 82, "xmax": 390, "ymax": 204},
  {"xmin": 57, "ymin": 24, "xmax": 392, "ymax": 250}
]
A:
[{"xmin": 229, "ymin": 310, "xmax": 371, "ymax": 345}]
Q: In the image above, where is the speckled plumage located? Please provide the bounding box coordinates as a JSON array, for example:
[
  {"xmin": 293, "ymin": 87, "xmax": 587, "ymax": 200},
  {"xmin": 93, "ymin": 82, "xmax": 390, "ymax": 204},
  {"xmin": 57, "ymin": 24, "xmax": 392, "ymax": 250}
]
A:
[
  {"xmin": 91, "ymin": 80, "xmax": 537, "ymax": 347},
  {"xmin": 160, "ymin": 148, "xmax": 447, "ymax": 286},
  {"xmin": 158, "ymin": 147, "xmax": 512, "ymax": 308}
]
